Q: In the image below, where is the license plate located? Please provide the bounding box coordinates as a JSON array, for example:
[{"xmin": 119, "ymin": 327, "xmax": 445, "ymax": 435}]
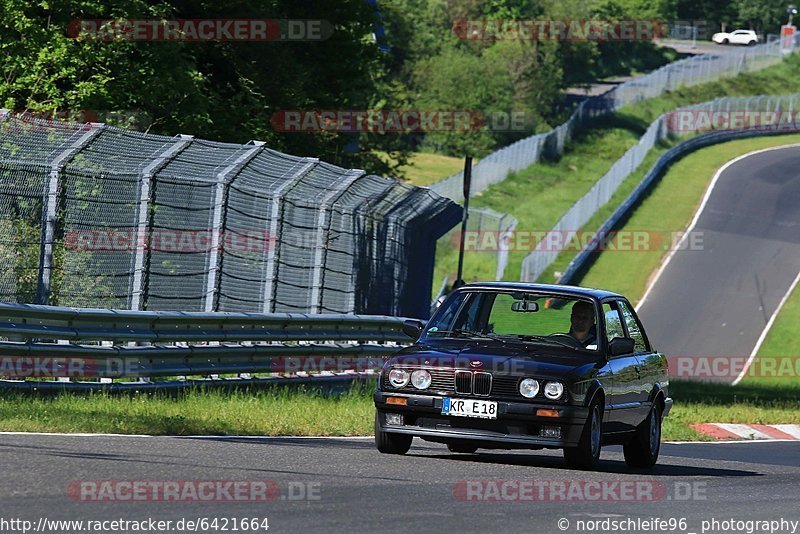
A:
[{"xmin": 441, "ymin": 398, "xmax": 498, "ymax": 419}]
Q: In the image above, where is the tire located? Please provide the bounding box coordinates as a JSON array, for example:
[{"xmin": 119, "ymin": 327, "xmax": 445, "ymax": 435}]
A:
[
  {"xmin": 623, "ymin": 401, "xmax": 662, "ymax": 468},
  {"xmin": 747, "ymin": 40, "xmax": 756, "ymax": 46},
  {"xmin": 447, "ymin": 443, "xmax": 478, "ymax": 454},
  {"xmin": 722, "ymin": 38, "xmax": 729, "ymax": 45},
  {"xmin": 564, "ymin": 401, "xmax": 602, "ymax": 470},
  {"xmin": 374, "ymin": 412, "xmax": 412, "ymax": 455}
]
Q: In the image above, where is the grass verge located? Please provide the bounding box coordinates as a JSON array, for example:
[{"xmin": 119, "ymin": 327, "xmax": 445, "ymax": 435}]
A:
[
  {"xmin": 664, "ymin": 380, "xmax": 800, "ymax": 440},
  {"xmin": 3, "ymin": 380, "xmax": 798, "ymax": 441},
  {"xmin": 0, "ymin": 385, "xmax": 375, "ymax": 436},
  {"xmin": 378, "ymin": 151, "xmax": 465, "ymax": 187}
]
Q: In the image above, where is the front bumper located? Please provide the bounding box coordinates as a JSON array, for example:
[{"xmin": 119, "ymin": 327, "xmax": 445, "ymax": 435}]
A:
[{"xmin": 374, "ymin": 391, "xmax": 589, "ymax": 448}]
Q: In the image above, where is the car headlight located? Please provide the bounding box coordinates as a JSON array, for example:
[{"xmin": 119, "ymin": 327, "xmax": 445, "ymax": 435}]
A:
[
  {"xmin": 410, "ymin": 369, "xmax": 431, "ymax": 389},
  {"xmin": 544, "ymin": 381, "xmax": 564, "ymax": 400},
  {"xmin": 388, "ymin": 368, "xmax": 410, "ymax": 388},
  {"xmin": 519, "ymin": 378, "xmax": 540, "ymax": 398}
]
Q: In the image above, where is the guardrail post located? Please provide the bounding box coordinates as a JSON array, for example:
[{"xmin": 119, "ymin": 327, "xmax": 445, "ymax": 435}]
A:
[
  {"xmin": 203, "ymin": 142, "xmax": 265, "ymax": 312},
  {"xmin": 259, "ymin": 158, "xmax": 318, "ymax": 313},
  {"xmin": 128, "ymin": 135, "xmax": 193, "ymax": 311},
  {"xmin": 308, "ymin": 169, "xmax": 365, "ymax": 314},
  {"xmin": 36, "ymin": 123, "xmax": 105, "ymax": 305}
]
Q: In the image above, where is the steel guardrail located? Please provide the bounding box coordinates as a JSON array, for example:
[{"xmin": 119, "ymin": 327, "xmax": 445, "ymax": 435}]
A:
[{"xmin": 0, "ymin": 304, "xmax": 414, "ymax": 385}]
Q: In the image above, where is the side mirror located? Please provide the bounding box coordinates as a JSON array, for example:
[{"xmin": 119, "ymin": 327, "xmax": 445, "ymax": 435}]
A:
[
  {"xmin": 609, "ymin": 337, "xmax": 635, "ymax": 356},
  {"xmin": 402, "ymin": 319, "xmax": 425, "ymax": 340}
]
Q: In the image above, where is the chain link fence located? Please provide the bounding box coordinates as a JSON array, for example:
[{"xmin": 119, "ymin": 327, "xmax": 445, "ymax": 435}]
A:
[
  {"xmin": 444, "ymin": 207, "xmax": 518, "ymax": 282},
  {"xmin": 0, "ymin": 111, "xmax": 460, "ymax": 318},
  {"xmin": 430, "ymin": 37, "xmax": 796, "ymax": 204},
  {"xmin": 520, "ymin": 93, "xmax": 800, "ymax": 282}
]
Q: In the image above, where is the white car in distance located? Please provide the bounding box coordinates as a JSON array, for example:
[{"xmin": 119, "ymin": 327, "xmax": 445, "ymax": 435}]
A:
[{"xmin": 712, "ymin": 29, "xmax": 759, "ymax": 45}]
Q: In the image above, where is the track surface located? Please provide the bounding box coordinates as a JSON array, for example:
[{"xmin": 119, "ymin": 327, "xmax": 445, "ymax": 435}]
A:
[
  {"xmin": 1, "ymin": 434, "xmax": 799, "ymax": 534},
  {"xmin": 638, "ymin": 146, "xmax": 800, "ymax": 365}
]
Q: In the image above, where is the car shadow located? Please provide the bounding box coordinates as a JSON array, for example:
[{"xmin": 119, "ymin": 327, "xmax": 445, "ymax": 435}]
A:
[{"xmin": 408, "ymin": 451, "xmax": 759, "ymax": 477}]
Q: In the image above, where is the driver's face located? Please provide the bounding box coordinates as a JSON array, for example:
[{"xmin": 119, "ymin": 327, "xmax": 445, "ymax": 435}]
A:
[{"xmin": 571, "ymin": 305, "xmax": 594, "ymax": 332}]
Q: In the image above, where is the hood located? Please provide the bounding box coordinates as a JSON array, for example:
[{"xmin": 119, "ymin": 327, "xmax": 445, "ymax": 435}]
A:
[{"xmin": 391, "ymin": 341, "xmax": 600, "ymax": 380}]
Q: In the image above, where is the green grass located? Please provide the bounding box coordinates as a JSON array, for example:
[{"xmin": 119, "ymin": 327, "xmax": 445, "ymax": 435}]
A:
[
  {"xmin": 3, "ymin": 381, "xmax": 798, "ymax": 441},
  {"xmin": 664, "ymin": 380, "xmax": 800, "ymax": 440},
  {"xmin": 378, "ymin": 151, "xmax": 466, "ymax": 187},
  {"xmin": 737, "ymin": 272, "xmax": 800, "ymax": 387},
  {"xmin": 0, "ymin": 386, "xmax": 375, "ymax": 436},
  {"xmin": 432, "ymin": 53, "xmax": 800, "ymax": 292},
  {"xmin": 577, "ymin": 134, "xmax": 800, "ymax": 304}
]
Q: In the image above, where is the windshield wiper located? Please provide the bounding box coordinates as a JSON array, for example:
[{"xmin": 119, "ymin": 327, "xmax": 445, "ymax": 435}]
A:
[
  {"xmin": 437, "ymin": 329, "xmax": 507, "ymax": 344},
  {"xmin": 515, "ymin": 334, "xmax": 584, "ymax": 351}
]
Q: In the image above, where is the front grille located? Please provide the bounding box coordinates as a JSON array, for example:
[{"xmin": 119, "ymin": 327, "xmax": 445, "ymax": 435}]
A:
[
  {"xmin": 473, "ymin": 372, "xmax": 492, "ymax": 396},
  {"xmin": 382, "ymin": 368, "xmax": 533, "ymax": 399},
  {"xmin": 454, "ymin": 370, "xmax": 472, "ymax": 394},
  {"xmin": 491, "ymin": 376, "xmax": 521, "ymax": 398}
]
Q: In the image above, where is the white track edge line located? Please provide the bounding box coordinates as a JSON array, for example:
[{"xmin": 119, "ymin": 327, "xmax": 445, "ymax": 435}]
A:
[
  {"xmin": 732, "ymin": 269, "xmax": 800, "ymax": 385},
  {"xmin": 636, "ymin": 142, "xmax": 800, "ymax": 311}
]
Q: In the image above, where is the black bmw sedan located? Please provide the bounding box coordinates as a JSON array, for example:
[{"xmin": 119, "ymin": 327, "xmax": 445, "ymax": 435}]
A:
[{"xmin": 374, "ymin": 282, "xmax": 673, "ymax": 470}]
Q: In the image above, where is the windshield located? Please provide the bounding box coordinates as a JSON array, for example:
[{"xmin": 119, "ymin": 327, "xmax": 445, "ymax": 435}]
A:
[{"xmin": 423, "ymin": 290, "xmax": 599, "ymax": 351}]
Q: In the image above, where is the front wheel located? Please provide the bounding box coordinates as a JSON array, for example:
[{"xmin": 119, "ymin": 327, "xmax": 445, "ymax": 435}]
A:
[
  {"xmin": 374, "ymin": 412, "xmax": 412, "ymax": 455},
  {"xmin": 721, "ymin": 38, "xmax": 729, "ymax": 45},
  {"xmin": 564, "ymin": 401, "xmax": 602, "ymax": 470},
  {"xmin": 623, "ymin": 402, "xmax": 662, "ymax": 468}
]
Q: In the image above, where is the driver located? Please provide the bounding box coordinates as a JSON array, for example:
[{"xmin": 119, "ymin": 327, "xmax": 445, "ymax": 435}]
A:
[{"xmin": 568, "ymin": 301, "xmax": 597, "ymax": 348}]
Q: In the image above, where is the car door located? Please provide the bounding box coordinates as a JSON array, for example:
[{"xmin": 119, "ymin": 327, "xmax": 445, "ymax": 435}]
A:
[
  {"xmin": 601, "ymin": 301, "xmax": 640, "ymax": 431},
  {"xmin": 732, "ymin": 30, "xmax": 746, "ymax": 44},
  {"xmin": 617, "ymin": 299, "xmax": 653, "ymax": 426}
]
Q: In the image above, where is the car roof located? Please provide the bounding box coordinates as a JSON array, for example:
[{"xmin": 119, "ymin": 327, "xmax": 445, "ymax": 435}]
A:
[{"xmin": 457, "ymin": 281, "xmax": 624, "ymax": 301}]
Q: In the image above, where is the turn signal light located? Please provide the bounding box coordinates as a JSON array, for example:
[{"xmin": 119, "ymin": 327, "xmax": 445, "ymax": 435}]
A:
[
  {"xmin": 386, "ymin": 396, "xmax": 408, "ymax": 406},
  {"xmin": 536, "ymin": 409, "xmax": 559, "ymax": 417}
]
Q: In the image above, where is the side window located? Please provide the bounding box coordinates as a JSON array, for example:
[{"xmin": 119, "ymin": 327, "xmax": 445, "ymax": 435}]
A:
[
  {"xmin": 602, "ymin": 303, "xmax": 625, "ymax": 343},
  {"xmin": 618, "ymin": 301, "xmax": 647, "ymax": 351}
]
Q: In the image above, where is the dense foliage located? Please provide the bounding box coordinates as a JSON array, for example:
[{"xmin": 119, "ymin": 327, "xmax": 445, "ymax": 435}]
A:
[{"xmin": 0, "ymin": 0, "xmax": 791, "ymax": 174}]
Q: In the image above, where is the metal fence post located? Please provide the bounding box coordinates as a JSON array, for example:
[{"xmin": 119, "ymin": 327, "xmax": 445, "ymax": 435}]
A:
[
  {"xmin": 260, "ymin": 158, "xmax": 318, "ymax": 313},
  {"xmin": 36, "ymin": 124, "xmax": 105, "ymax": 305},
  {"xmin": 128, "ymin": 135, "xmax": 193, "ymax": 311},
  {"xmin": 308, "ymin": 169, "xmax": 365, "ymax": 314},
  {"xmin": 203, "ymin": 142, "xmax": 264, "ymax": 312}
]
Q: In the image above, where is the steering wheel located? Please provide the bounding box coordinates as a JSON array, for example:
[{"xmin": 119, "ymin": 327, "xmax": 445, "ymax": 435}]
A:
[{"xmin": 547, "ymin": 333, "xmax": 584, "ymax": 348}]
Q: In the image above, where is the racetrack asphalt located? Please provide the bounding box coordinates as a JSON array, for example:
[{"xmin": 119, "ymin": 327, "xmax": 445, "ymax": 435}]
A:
[
  {"xmin": 1, "ymin": 434, "xmax": 798, "ymax": 534},
  {"xmin": 637, "ymin": 145, "xmax": 800, "ymax": 373}
]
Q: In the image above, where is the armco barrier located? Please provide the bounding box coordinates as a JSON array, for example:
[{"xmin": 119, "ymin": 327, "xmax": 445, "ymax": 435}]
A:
[
  {"xmin": 557, "ymin": 125, "xmax": 800, "ymax": 285},
  {"xmin": 0, "ymin": 303, "xmax": 414, "ymax": 388}
]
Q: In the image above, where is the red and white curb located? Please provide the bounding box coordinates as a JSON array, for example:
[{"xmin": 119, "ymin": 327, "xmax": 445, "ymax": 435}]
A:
[{"xmin": 692, "ymin": 423, "xmax": 800, "ymax": 441}]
